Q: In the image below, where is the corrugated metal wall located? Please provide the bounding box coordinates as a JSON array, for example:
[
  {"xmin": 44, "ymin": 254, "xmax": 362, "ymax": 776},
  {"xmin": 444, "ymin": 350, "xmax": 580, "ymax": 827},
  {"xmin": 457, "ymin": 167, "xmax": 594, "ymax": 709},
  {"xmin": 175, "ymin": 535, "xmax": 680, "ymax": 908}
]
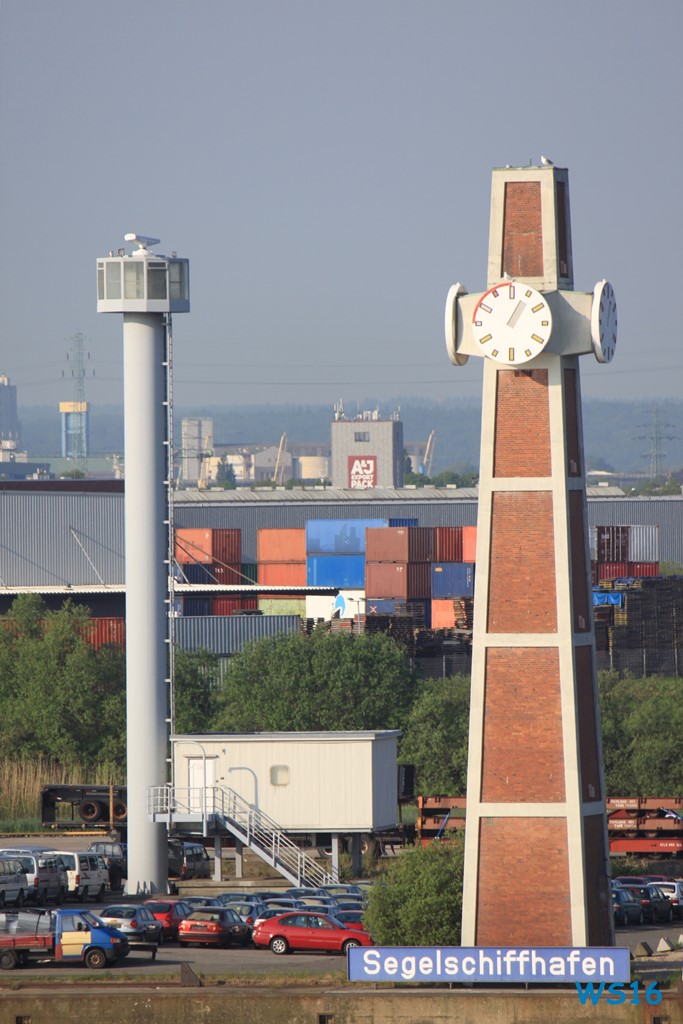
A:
[
  {"xmin": 173, "ymin": 614, "xmax": 301, "ymax": 654},
  {"xmin": 0, "ymin": 492, "xmax": 125, "ymax": 587},
  {"xmin": 0, "ymin": 491, "xmax": 681, "ymax": 587}
]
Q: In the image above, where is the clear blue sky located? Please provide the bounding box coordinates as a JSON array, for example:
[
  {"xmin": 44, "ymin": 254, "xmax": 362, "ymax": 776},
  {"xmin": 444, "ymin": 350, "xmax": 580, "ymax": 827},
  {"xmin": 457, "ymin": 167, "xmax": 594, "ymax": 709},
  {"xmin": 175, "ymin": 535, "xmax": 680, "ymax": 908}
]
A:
[{"xmin": 1, "ymin": 0, "xmax": 681, "ymax": 411}]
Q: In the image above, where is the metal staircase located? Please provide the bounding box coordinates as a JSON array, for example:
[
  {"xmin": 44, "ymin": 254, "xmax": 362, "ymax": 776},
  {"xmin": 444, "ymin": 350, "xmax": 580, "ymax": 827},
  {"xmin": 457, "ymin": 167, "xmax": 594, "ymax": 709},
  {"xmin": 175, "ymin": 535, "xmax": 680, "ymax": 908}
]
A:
[{"xmin": 147, "ymin": 784, "xmax": 337, "ymax": 887}]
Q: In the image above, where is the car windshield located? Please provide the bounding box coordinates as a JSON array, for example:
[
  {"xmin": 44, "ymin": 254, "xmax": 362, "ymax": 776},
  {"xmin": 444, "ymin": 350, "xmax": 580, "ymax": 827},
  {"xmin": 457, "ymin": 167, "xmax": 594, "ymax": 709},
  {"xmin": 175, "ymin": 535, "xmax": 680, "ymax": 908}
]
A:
[
  {"xmin": 146, "ymin": 902, "xmax": 172, "ymax": 912},
  {"xmin": 103, "ymin": 907, "xmax": 135, "ymax": 918}
]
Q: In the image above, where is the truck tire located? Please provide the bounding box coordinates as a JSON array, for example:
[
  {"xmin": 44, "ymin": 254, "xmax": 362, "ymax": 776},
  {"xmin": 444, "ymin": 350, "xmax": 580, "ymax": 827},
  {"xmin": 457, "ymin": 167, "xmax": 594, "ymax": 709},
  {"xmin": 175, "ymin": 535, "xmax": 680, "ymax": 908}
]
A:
[
  {"xmin": 0, "ymin": 949, "xmax": 19, "ymax": 971},
  {"xmin": 360, "ymin": 834, "xmax": 379, "ymax": 858},
  {"xmin": 113, "ymin": 801, "xmax": 127, "ymax": 823},
  {"xmin": 84, "ymin": 947, "xmax": 107, "ymax": 970},
  {"xmin": 78, "ymin": 800, "xmax": 105, "ymax": 823}
]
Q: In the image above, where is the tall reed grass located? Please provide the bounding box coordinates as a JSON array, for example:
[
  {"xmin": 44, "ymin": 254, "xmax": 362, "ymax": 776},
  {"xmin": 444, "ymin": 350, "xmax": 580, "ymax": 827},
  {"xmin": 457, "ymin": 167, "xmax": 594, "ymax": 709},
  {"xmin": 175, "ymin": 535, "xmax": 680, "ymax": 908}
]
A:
[{"xmin": 0, "ymin": 755, "xmax": 123, "ymax": 822}]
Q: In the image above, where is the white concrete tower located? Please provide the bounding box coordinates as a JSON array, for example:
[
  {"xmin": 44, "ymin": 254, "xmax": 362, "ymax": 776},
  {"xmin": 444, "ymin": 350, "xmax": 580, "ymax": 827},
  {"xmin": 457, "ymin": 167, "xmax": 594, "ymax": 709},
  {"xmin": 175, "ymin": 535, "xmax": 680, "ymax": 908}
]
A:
[{"xmin": 97, "ymin": 235, "xmax": 190, "ymax": 892}]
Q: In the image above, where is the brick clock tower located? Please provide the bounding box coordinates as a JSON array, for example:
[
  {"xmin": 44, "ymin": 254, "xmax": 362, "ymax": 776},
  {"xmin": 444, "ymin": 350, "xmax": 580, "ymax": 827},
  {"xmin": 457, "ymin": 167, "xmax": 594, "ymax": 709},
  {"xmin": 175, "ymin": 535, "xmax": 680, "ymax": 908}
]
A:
[{"xmin": 445, "ymin": 163, "xmax": 617, "ymax": 947}]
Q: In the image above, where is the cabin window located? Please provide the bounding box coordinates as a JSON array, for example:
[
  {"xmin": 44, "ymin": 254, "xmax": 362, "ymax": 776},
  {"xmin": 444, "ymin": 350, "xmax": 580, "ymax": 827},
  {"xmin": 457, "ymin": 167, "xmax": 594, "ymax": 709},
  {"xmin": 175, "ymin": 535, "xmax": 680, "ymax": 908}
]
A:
[{"xmin": 270, "ymin": 765, "xmax": 290, "ymax": 786}]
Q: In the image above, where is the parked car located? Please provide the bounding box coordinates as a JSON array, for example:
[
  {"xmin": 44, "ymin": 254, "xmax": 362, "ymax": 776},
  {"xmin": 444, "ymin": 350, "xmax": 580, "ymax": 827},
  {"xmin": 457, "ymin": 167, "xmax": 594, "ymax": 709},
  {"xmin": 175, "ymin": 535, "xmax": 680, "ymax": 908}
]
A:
[
  {"xmin": 144, "ymin": 898, "xmax": 193, "ymax": 939},
  {"xmin": 222, "ymin": 901, "xmax": 266, "ymax": 929},
  {"xmin": 261, "ymin": 898, "xmax": 304, "ymax": 911},
  {"xmin": 252, "ymin": 911, "xmax": 373, "ymax": 955},
  {"xmin": 317, "ymin": 884, "xmax": 362, "ymax": 898},
  {"xmin": 612, "ymin": 888, "xmax": 644, "ymax": 926},
  {"xmin": 178, "ymin": 908, "xmax": 251, "ymax": 948},
  {"xmin": 653, "ymin": 881, "xmax": 683, "ymax": 919},
  {"xmin": 612, "ymin": 876, "xmax": 648, "ymax": 888},
  {"xmin": 98, "ymin": 904, "xmax": 163, "ymax": 944},
  {"xmin": 334, "ymin": 909, "xmax": 367, "ymax": 930},
  {"xmin": 87, "ymin": 841, "xmax": 128, "ymax": 890},
  {"xmin": 626, "ymin": 885, "xmax": 674, "ymax": 923},
  {"xmin": 0, "ymin": 858, "xmax": 29, "ymax": 908},
  {"xmin": 183, "ymin": 897, "xmax": 224, "ymax": 910},
  {"xmin": 0, "ymin": 849, "xmax": 67, "ymax": 905},
  {"xmin": 167, "ymin": 840, "xmax": 211, "ymax": 882},
  {"xmin": 216, "ymin": 891, "xmax": 264, "ymax": 906},
  {"xmin": 47, "ymin": 850, "xmax": 109, "ymax": 902}
]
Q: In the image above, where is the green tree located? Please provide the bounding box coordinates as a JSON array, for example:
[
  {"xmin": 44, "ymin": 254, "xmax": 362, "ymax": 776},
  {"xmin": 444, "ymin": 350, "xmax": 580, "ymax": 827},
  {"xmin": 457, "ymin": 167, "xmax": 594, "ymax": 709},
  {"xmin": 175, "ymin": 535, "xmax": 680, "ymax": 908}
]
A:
[
  {"xmin": 215, "ymin": 456, "xmax": 237, "ymax": 489},
  {"xmin": 0, "ymin": 595, "xmax": 126, "ymax": 767},
  {"xmin": 174, "ymin": 647, "xmax": 222, "ymax": 733},
  {"xmin": 400, "ymin": 675, "xmax": 470, "ymax": 795},
  {"xmin": 213, "ymin": 630, "xmax": 418, "ymax": 733},
  {"xmin": 363, "ymin": 840, "xmax": 465, "ymax": 945}
]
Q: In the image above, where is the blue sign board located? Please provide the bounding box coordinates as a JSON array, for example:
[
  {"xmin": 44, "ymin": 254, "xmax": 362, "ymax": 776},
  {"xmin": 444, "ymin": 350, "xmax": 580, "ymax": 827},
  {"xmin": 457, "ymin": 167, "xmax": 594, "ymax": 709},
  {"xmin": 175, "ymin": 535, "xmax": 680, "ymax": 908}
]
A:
[{"xmin": 348, "ymin": 946, "xmax": 631, "ymax": 984}]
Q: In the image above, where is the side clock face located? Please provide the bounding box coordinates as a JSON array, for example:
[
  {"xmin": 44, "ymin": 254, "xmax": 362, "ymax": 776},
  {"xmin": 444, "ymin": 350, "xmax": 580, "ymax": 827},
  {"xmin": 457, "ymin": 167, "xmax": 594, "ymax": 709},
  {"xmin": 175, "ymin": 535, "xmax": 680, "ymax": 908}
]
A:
[
  {"xmin": 591, "ymin": 280, "xmax": 617, "ymax": 363},
  {"xmin": 472, "ymin": 281, "xmax": 552, "ymax": 365},
  {"xmin": 444, "ymin": 282, "xmax": 469, "ymax": 366}
]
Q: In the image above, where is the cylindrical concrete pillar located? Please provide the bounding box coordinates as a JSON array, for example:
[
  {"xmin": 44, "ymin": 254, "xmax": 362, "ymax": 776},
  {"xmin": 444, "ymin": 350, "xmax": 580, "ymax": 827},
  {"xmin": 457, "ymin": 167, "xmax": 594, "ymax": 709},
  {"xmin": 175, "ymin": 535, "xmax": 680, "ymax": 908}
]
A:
[{"xmin": 123, "ymin": 312, "xmax": 169, "ymax": 892}]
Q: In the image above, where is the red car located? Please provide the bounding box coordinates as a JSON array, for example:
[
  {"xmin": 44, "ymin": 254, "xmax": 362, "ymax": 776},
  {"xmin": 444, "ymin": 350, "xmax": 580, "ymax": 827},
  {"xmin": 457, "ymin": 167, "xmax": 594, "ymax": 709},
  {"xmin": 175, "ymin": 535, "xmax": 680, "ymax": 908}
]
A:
[
  {"xmin": 178, "ymin": 907, "xmax": 251, "ymax": 948},
  {"xmin": 144, "ymin": 898, "xmax": 193, "ymax": 939},
  {"xmin": 252, "ymin": 911, "xmax": 373, "ymax": 956}
]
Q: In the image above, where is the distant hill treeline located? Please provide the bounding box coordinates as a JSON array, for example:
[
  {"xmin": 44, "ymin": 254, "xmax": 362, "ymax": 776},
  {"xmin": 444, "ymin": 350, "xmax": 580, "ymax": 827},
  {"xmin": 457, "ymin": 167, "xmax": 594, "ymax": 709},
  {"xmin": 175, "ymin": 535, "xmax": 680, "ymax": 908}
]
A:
[{"xmin": 18, "ymin": 398, "xmax": 683, "ymax": 477}]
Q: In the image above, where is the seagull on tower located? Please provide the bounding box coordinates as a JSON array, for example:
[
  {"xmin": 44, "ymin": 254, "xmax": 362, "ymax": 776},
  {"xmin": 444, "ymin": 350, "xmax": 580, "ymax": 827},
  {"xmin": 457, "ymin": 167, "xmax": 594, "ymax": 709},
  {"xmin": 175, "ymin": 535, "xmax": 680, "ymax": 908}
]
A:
[{"xmin": 540, "ymin": 155, "xmax": 553, "ymax": 165}]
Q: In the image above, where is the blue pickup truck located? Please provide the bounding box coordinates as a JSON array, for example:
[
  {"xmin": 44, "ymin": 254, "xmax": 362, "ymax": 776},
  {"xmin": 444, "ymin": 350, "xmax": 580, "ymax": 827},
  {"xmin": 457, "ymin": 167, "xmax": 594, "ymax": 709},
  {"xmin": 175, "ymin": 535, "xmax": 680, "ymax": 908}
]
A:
[{"xmin": 0, "ymin": 908, "xmax": 132, "ymax": 970}]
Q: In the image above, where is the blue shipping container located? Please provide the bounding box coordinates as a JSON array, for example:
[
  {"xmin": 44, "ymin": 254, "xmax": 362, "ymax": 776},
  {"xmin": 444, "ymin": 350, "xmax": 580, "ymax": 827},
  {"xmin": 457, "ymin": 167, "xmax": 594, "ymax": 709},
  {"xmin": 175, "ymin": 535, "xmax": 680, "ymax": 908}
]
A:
[
  {"xmin": 389, "ymin": 518, "xmax": 419, "ymax": 528},
  {"xmin": 306, "ymin": 554, "xmax": 366, "ymax": 588},
  {"xmin": 306, "ymin": 518, "xmax": 388, "ymax": 554},
  {"xmin": 431, "ymin": 562, "xmax": 475, "ymax": 598},
  {"xmin": 365, "ymin": 598, "xmax": 430, "ymax": 626},
  {"xmin": 183, "ymin": 597, "xmax": 214, "ymax": 616},
  {"xmin": 182, "ymin": 562, "xmax": 216, "ymax": 584}
]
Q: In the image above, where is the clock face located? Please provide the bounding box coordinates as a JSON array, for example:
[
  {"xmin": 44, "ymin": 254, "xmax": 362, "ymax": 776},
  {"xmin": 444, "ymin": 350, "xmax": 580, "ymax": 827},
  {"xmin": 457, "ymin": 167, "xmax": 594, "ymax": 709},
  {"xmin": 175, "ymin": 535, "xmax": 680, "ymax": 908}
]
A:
[
  {"xmin": 591, "ymin": 280, "xmax": 617, "ymax": 363},
  {"xmin": 444, "ymin": 282, "xmax": 469, "ymax": 366},
  {"xmin": 471, "ymin": 281, "xmax": 552, "ymax": 365}
]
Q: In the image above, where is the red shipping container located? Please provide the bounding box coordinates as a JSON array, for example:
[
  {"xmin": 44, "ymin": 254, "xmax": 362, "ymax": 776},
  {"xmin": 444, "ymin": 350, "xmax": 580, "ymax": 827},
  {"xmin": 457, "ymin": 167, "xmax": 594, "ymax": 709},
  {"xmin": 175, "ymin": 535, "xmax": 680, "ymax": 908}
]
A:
[
  {"xmin": 597, "ymin": 561, "xmax": 628, "ymax": 581},
  {"xmin": 591, "ymin": 561, "xmax": 598, "ymax": 587},
  {"xmin": 212, "ymin": 563, "xmax": 244, "ymax": 584},
  {"xmin": 626, "ymin": 562, "xmax": 659, "ymax": 578},
  {"xmin": 257, "ymin": 528, "xmax": 307, "ymax": 563},
  {"xmin": 365, "ymin": 562, "xmax": 431, "ymax": 599},
  {"xmin": 365, "ymin": 527, "xmax": 434, "ymax": 563},
  {"xmin": 212, "ymin": 528, "xmax": 241, "ymax": 566},
  {"xmin": 257, "ymin": 562, "xmax": 307, "ymax": 586},
  {"xmin": 462, "ymin": 526, "xmax": 477, "ymax": 563},
  {"xmin": 434, "ymin": 527, "xmax": 463, "ymax": 563},
  {"xmin": 431, "ymin": 599, "xmax": 456, "ymax": 629},
  {"xmin": 80, "ymin": 617, "xmax": 126, "ymax": 651},
  {"xmin": 212, "ymin": 597, "xmax": 258, "ymax": 615},
  {"xmin": 175, "ymin": 528, "xmax": 213, "ymax": 564}
]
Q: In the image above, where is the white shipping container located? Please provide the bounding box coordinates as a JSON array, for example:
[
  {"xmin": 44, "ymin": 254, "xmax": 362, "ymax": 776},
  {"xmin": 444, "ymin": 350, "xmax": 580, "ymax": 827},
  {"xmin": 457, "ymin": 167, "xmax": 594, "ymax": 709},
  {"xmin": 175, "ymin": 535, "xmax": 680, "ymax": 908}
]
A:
[{"xmin": 628, "ymin": 525, "xmax": 659, "ymax": 562}]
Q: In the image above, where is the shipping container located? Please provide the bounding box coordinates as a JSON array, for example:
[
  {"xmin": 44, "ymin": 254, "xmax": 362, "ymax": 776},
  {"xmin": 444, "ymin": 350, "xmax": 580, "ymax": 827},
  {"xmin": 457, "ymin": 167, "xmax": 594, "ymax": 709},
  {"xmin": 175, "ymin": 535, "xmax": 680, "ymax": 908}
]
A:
[
  {"xmin": 434, "ymin": 526, "xmax": 463, "ymax": 563},
  {"xmin": 431, "ymin": 599, "xmax": 456, "ymax": 629},
  {"xmin": 626, "ymin": 562, "xmax": 660, "ymax": 578},
  {"xmin": 212, "ymin": 562, "xmax": 244, "ymax": 585},
  {"xmin": 211, "ymin": 597, "xmax": 258, "ymax": 616},
  {"xmin": 305, "ymin": 595, "xmax": 336, "ymax": 621},
  {"xmin": 431, "ymin": 562, "xmax": 475, "ymax": 598},
  {"xmin": 306, "ymin": 554, "xmax": 366, "ymax": 588},
  {"xmin": 596, "ymin": 526, "xmax": 629, "ymax": 563},
  {"xmin": 389, "ymin": 518, "xmax": 418, "ymax": 528},
  {"xmin": 79, "ymin": 617, "xmax": 126, "ymax": 650},
  {"xmin": 240, "ymin": 562, "xmax": 258, "ymax": 584},
  {"xmin": 462, "ymin": 526, "xmax": 477, "ymax": 563},
  {"xmin": 182, "ymin": 597, "xmax": 213, "ymax": 616},
  {"xmin": 174, "ymin": 614, "xmax": 300, "ymax": 654},
  {"xmin": 365, "ymin": 598, "xmax": 430, "ymax": 625},
  {"xmin": 181, "ymin": 562, "xmax": 219, "ymax": 585},
  {"xmin": 306, "ymin": 590, "xmax": 365, "ymax": 621},
  {"xmin": 305, "ymin": 518, "xmax": 388, "ymax": 554},
  {"xmin": 257, "ymin": 562, "xmax": 307, "ymax": 586},
  {"xmin": 257, "ymin": 597, "xmax": 306, "ymax": 617},
  {"xmin": 257, "ymin": 528, "xmax": 306, "ymax": 563},
  {"xmin": 597, "ymin": 562, "xmax": 629, "ymax": 582},
  {"xmin": 365, "ymin": 526, "xmax": 434, "ymax": 563},
  {"xmin": 628, "ymin": 525, "xmax": 660, "ymax": 563},
  {"xmin": 365, "ymin": 561, "xmax": 431, "ymax": 599},
  {"xmin": 175, "ymin": 527, "xmax": 240, "ymax": 566}
]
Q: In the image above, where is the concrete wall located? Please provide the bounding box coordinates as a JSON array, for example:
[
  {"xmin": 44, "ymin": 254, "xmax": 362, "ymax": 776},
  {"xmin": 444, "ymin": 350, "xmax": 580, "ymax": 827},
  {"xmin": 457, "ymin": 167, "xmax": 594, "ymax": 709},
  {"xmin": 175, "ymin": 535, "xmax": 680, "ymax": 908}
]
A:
[{"xmin": 2, "ymin": 985, "xmax": 681, "ymax": 1024}]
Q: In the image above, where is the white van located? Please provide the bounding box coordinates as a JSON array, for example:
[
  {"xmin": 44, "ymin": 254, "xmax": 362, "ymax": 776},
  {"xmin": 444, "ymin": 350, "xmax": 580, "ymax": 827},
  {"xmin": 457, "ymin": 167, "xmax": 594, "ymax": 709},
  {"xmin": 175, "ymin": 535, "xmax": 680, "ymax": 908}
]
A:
[
  {"xmin": 48, "ymin": 850, "xmax": 109, "ymax": 901},
  {"xmin": 0, "ymin": 848, "xmax": 67, "ymax": 904},
  {"xmin": 0, "ymin": 857, "xmax": 29, "ymax": 908}
]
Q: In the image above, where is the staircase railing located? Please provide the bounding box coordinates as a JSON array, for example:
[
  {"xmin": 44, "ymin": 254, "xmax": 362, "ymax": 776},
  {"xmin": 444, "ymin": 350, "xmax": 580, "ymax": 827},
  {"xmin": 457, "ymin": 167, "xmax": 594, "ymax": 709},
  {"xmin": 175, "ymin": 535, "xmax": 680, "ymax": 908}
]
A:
[{"xmin": 148, "ymin": 784, "xmax": 336, "ymax": 887}]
